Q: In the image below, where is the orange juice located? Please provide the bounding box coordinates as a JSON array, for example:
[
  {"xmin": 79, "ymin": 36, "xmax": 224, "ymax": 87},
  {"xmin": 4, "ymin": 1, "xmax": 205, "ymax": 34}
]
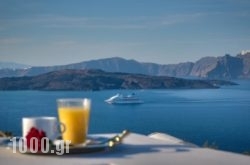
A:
[{"xmin": 58, "ymin": 105, "xmax": 90, "ymax": 144}]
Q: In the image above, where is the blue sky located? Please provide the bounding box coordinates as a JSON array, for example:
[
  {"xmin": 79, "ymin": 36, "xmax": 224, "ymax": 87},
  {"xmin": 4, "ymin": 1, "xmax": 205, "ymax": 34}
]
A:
[{"xmin": 0, "ymin": 0, "xmax": 250, "ymax": 66}]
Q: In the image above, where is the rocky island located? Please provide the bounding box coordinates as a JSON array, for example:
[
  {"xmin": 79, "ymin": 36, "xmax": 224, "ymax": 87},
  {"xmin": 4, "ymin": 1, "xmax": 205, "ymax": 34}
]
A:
[{"xmin": 0, "ymin": 69, "xmax": 237, "ymax": 91}]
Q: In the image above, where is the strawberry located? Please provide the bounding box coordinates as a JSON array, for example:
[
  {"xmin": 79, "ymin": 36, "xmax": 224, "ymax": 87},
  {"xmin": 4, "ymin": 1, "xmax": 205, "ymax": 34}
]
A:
[{"xmin": 25, "ymin": 127, "xmax": 48, "ymax": 152}]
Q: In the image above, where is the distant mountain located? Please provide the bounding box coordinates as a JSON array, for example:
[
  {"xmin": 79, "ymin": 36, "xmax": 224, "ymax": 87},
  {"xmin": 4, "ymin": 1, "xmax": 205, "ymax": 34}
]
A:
[
  {"xmin": 0, "ymin": 69, "xmax": 236, "ymax": 91},
  {"xmin": 190, "ymin": 54, "xmax": 244, "ymax": 79},
  {"xmin": 237, "ymin": 52, "xmax": 250, "ymax": 78},
  {"xmin": 0, "ymin": 51, "xmax": 250, "ymax": 79},
  {"xmin": 0, "ymin": 62, "xmax": 31, "ymax": 70}
]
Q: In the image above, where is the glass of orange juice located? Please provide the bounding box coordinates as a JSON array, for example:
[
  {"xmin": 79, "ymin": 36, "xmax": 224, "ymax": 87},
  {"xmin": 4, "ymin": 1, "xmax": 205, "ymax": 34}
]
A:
[{"xmin": 57, "ymin": 98, "xmax": 91, "ymax": 145}]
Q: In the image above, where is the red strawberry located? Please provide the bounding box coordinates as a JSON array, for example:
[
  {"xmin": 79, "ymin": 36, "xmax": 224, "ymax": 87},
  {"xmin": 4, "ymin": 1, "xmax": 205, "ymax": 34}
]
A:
[{"xmin": 25, "ymin": 127, "xmax": 48, "ymax": 152}]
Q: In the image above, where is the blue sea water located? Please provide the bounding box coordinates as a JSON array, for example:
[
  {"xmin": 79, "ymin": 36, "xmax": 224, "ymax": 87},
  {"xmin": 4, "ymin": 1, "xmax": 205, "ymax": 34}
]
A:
[{"xmin": 0, "ymin": 80, "xmax": 250, "ymax": 154}]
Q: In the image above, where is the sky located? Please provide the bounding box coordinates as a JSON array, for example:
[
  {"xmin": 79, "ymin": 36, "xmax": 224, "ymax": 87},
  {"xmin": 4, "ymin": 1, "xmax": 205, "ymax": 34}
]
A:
[{"xmin": 0, "ymin": 0, "xmax": 250, "ymax": 66}]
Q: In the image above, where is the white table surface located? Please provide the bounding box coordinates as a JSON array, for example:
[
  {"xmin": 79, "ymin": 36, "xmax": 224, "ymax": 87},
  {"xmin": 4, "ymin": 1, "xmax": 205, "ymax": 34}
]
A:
[{"xmin": 0, "ymin": 132, "xmax": 250, "ymax": 165}]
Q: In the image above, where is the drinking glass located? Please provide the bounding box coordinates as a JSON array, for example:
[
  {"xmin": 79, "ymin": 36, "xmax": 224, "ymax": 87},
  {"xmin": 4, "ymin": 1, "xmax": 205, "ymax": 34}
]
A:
[{"xmin": 57, "ymin": 98, "xmax": 91, "ymax": 144}]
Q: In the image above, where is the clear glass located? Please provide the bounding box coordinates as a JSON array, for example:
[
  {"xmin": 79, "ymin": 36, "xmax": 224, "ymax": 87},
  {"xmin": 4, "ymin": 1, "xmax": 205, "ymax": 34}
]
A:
[{"xmin": 57, "ymin": 98, "xmax": 91, "ymax": 144}]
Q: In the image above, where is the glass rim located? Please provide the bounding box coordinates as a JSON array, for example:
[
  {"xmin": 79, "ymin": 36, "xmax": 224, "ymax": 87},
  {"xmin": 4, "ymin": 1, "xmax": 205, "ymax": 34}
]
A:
[
  {"xmin": 57, "ymin": 98, "xmax": 91, "ymax": 108},
  {"xmin": 22, "ymin": 116, "xmax": 57, "ymax": 120},
  {"xmin": 57, "ymin": 98, "xmax": 90, "ymax": 103}
]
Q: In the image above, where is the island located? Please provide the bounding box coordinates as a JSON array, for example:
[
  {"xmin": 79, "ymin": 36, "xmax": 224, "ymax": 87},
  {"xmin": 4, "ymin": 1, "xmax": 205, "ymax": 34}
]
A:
[{"xmin": 0, "ymin": 69, "xmax": 237, "ymax": 91}]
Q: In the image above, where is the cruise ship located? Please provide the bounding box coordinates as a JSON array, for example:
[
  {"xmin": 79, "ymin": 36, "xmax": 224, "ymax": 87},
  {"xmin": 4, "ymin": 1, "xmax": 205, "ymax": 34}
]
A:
[{"xmin": 105, "ymin": 93, "xmax": 143, "ymax": 104}]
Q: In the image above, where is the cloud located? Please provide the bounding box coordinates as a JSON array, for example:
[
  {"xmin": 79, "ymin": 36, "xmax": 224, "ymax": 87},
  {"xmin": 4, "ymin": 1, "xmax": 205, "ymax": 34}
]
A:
[
  {"xmin": 52, "ymin": 40, "xmax": 77, "ymax": 46},
  {"xmin": 160, "ymin": 13, "xmax": 203, "ymax": 25},
  {"xmin": 42, "ymin": 14, "xmax": 204, "ymax": 29},
  {"xmin": 0, "ymin": 38, "xmax": 28, "ymax": 45},
  {"xmin": 1, "ymin": 13, "xmax": 205, "ymax": 30},
  {"xmin": 39, "ymin": 15, "xmax": 149, "ymax": 29},
  {"xmin": 4, "ymin": 10, "xmax": 248, "ymax": 31},
  {"xmin": 51, "ymin": 40, "xmax": 146, "ymax": 48}
]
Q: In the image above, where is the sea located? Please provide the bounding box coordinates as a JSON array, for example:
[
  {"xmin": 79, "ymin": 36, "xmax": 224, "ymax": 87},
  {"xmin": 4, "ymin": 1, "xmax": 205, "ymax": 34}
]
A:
[{"xmin": 0, "ymin": 80, "xmax": 250, "ymax": 154}]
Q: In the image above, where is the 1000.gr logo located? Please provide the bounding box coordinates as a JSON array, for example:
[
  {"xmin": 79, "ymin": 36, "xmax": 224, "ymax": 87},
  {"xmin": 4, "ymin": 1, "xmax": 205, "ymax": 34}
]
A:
[{"xmin": 10, "ymin": 137, "xmax": 71, "ymax": 155}]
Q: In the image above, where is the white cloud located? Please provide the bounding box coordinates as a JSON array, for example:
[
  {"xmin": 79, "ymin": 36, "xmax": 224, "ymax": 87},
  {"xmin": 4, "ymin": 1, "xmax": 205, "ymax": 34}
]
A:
[
  {"xmin": 52, "ymin": 40, "xmax": 77, "ymax": 46},
  {"xmin": 43, "ymin": 14, "xmax": 203, "ymax": 29},
  {"xmin": 161, "ymin": 13, "xmax": 203, "ymax": 25},
  {"xmin": 0, "ymin": 13, "xmax": 206, "ymax": 30},
  {"xmin": 0, "ymin": 38, "xmax": 28, "ymax": 45}
]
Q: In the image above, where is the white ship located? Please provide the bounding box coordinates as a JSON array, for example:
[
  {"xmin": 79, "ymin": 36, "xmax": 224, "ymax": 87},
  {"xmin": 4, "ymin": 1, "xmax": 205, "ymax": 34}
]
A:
[{"xmin": 105, "ymin": 93, "xmax": 143, "ymax": 104}]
